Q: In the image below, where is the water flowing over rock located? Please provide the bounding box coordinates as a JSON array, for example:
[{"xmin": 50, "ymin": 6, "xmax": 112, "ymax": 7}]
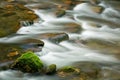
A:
[
  {"xmin": 0, "ymin": 0, "xmax": 120, "ymax": 80},
  {"xmin": 36, "ymin": 33, "xmax": 69, "ymax": 43}
]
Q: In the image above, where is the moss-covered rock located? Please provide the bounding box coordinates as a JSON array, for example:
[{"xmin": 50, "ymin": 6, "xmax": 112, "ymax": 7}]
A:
[
  {"xmin": 59, "ymin": 66, "xmax": 76, "ymax": 73},
  {"xmin": 46, "ymin": 64, "xmax": 57, "ymax": 75},
  {"xmin": 57, "ymin": 66, "xmax": 81, "ymax": 79},
  {"xmin": 11, "ymin": 51, "xmax": 43, "ymax": 73},
  {"xmin": 0, "ymin": 38, "xmax": 44, "ymax": 71},
  {"xmin": 0, "ymin": 38, "xmax": 44, "ymax": 62}
]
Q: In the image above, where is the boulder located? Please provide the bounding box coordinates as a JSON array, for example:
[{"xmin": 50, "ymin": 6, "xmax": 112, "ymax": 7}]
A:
[
  {"xmin": 0, "ymin": 38, "xmax": 44, "ymax": 70},
  {"xmin": 0, "ymin": 2, "xmax": 38, "ymax": 37},
  {"xmin": 11, "ymin": 51, "xmax": 43, "ymax": 73}
]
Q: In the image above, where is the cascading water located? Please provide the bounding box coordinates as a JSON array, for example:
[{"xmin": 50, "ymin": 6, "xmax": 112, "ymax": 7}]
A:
[{"xmin": 0, "ymin": 0, "xmax": 120, "ymax": 80}]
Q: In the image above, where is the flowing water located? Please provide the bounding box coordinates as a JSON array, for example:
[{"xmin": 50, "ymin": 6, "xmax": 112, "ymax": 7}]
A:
[{"xmin": 0, "ymin": 0, "xmax": 120, "ymax": 80}]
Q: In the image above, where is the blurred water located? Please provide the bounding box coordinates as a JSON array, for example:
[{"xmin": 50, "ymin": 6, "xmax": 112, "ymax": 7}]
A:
[{"xmin": 0, "ymin": 0, "xmax": 120, "ymax": 80}]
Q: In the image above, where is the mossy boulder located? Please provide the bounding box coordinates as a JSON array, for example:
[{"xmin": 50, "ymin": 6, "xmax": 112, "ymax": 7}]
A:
[
  {"xmin": 0, "ymin": 38, "xmax": 44, "ymax": 63},
  {"xmin": 0, "ymin": 38, "xmax": 44, "ymax": 71},
  {"xmin": 46, "ymin": 64, "xmax": 57, "ymax": 75},
  {"xmin": 11, "ymin": 51, "xmax": 43, "ymax": 73}
]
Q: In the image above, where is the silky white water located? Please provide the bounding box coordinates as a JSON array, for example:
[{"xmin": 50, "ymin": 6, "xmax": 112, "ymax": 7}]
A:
[{"xmin": 0, "ymin": 0, "xmax": 120, "ymax": 80}]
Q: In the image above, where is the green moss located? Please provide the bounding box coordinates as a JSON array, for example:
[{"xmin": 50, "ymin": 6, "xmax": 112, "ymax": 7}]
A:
[
  {"xmin": 59, "ymin": 66, "xmax": 75, "ymax": 73},
  {"xmin": 46, "ymin": 64, "xmax": 56, "ymax": 75},
  {"xmin": 11, "ymin": 51, "xmax": 43, "ymax": 73}
]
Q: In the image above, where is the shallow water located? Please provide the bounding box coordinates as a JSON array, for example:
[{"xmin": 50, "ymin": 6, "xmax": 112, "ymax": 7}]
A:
[{"xmin": 0, "ymin": 0, "xmax": 120, "ymax": 80}]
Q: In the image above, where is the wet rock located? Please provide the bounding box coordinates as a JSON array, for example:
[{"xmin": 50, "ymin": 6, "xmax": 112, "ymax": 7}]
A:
[
  {"xmin": 57, "ymin": 66, "xmax": 80, "ymax": 76},
  {"xmin": 81, "ymin": 39, "xmax": 120, "ymax": 59},
  {"xmin": 61, "ymin": 0, "xmax": 86, "ymax": 10},
  {"xmin": 90, "ymin": 0, "xmax": 100, "ymax": 5},
  {"xmin": 11, "ymin": 51, "xmax": 43, "ymax": 73},
  {"xmin": 102, "ymin": 0, "xmax": 120, "ymax": 11},
  {"xmin": 29, "ymin": 0, "xmax": 84, "ymax": 10},
  {"xmin": 0, "ymin": 2, "xmax": 38, "ymax": 37},
  {"xmin": 0, "ymin": 61, "xmax": 13, "ymax": 70},
  {"xmin": 7, "ymin": 50, "xmax": 19, "ymax": 57},
  {"xmin": 63, "ymin": 23, "xmax": 82, "ymax": 33},
  {"xmin": 98, "ymin": 66, "xmax": 120, "ymax": 80},
  {"xmin": 0, "ymin": 38, "xmax": 44, "ymax": 70},
  {"xmin": 58, "ymin": 66, "xmax": 76, "ymax": 73},
  {"xmin": 57, "ymin": 66, "xmax": 82, "ymax": 80},
  {"xmin": 6, "ymin": 0, "xmax": 15, "ymax": 2},
  {"xmin": 73, "ymin": 62, "xmax": 101, "ymax": 79},
  {"xmin": 36, "ymin": 33, "xmax": 69, "ymax": 43},
  {"xmin": 25, "ymin": 2, "xmax": 57, "ymax": 10},
  {"xmin": 46, "ymin": 64, "xmax": 56, "ymax": 75},
  {"xmin": 20, "ymin": 20, "xmax": 34, "ymax": 26},
  {"xmin": 55, "ymin": 9, "xmax": 66, "ymax": 17},
  {"xmin": 74, "ymin": 3, "xmax": 104, "ymax": 13},
  {"xmin": 2, "ymin": 11, "xmax": 16, "ymax": 17},
  {"xmin": 91, "ymin": 5, "xmax": 104, "ymax": 13},
  {"xmin": 48, "ymin": 22, "xmax": 82, "ymax": 33}
]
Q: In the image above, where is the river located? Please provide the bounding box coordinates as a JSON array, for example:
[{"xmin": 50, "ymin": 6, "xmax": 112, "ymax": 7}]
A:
[{"xmin": 0, "ymin": 0, "xmax": 120, "ymax": 80}]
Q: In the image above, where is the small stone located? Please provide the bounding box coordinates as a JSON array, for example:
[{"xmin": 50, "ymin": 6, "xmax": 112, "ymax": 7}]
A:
[
  {"xmin": 46, "ymin": 64, "xmax": 57, "ymax": 75},
  {"xmin": 7, "ymin": 51, "xmax": 19, "ymax": 57}
]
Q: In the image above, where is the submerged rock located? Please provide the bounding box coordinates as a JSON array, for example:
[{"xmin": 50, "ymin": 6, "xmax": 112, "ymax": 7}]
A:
[
  {"xmin": 98, "ymin": 65, "xmax": 120, "ymax": 80},
  {"xmin": 11, "ymin": 51, "xmax": 43, "ymax": 73},
  {"xmin": 57, "ymin": 66, "xmax": 82, "ymax": 79},
  {"xmin": 58, "ymin": 66, "xmax": 76, "ymax": 73},
  {"xmin": 73, "ymin": 62, "xmax": 101, "ymax": 79},
  {"xmin": 74, "ymin": 3, "xmax": 104, "ymax": 13},
  {"xmin": 46, "ymin": 64, "xmax": 57, "ymax": 75},
  {"xmin": 55, "ymin": 9, "xmax": 66, "ymax": 17},
  {"xmin": 36, "ymin": 33, "xmax": 69, "ymax": 43},
  {"xmin": 81, "ymin": 39, "xmax": 120, "ymax": 59}
]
